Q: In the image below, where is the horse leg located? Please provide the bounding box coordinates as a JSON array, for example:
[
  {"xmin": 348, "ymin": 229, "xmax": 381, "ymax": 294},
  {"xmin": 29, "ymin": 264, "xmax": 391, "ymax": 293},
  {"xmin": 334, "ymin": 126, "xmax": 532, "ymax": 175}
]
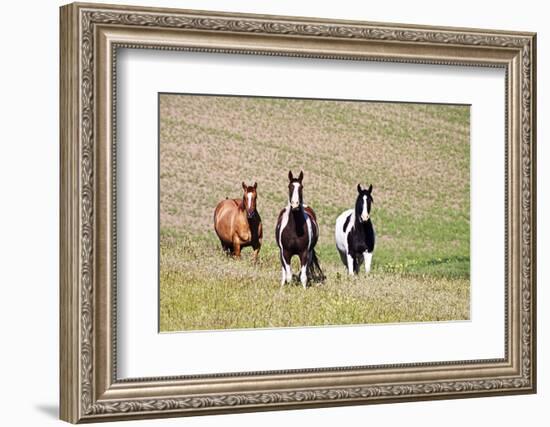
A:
[
  {"xmin": 280, "ymin": 250, "xmax": 292, "ymax": 286},
  {"xmin": 346, "ymin": 253, "xmax": 355, "ymax": 275},
  {"xmin": 252, "ymin": 221, "xmax": 262, "ymax": 263},
  {"xmin": 338, "ymin": 250, "xmax": 348, "ymax": 268},
  {"xmin": 299, "ymin": 251, "xmax": 309, "ymax": 288},
  {"xmin": 251, "ymin": 241, "xmax": 261, "ymax": 263},
  {"xmin": 252, "ymin": 247, "xmax": 260, "ymax": 263},
  {"xmin": 221, "ymin": 241, "xmax": 232, "ymax": 255},
  {"xmin": 363, "ymin": 251, "xmax": 373, "ymax": 273},
  {"xmin": 232, "ymin": 238, "xmax": 242, "ymax": 258}
]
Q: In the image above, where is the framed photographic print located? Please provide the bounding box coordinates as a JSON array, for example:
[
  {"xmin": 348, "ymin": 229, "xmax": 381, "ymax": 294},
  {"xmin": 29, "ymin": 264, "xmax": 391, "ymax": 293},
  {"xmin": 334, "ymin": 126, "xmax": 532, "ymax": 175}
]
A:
[{"xmin": 59, "ymin": 2, "xmax": 537, "ymax": 423}]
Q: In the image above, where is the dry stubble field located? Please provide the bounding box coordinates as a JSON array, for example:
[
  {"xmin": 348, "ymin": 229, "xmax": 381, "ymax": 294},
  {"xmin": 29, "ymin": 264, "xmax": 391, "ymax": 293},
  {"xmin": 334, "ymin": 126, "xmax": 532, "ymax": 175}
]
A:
[{"xmin": 159, "ymin": 94, "xmax": 470, "ymax": 332}]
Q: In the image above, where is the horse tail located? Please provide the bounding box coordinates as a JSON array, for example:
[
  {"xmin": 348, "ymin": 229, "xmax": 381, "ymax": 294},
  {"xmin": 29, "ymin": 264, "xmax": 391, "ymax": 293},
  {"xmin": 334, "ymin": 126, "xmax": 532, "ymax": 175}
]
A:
[{"xmin": 308, "ymin": 248, "xmax": 325, "ymax": 283}]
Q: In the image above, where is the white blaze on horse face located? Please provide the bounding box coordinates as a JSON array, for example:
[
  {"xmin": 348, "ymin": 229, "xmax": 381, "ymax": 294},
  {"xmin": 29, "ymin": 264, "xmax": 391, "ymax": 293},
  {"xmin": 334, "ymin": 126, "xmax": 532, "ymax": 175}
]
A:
[
  {"xmin": 247, "ymin": 192, "xmax": 253, "ymax": 211},
  {"xmin": 360, "ymin": 195, "xmax": 369, "ymax": 221},
  {"xmin": 290, "ymin": 183, "xmax": 300, "ymax": 209}
]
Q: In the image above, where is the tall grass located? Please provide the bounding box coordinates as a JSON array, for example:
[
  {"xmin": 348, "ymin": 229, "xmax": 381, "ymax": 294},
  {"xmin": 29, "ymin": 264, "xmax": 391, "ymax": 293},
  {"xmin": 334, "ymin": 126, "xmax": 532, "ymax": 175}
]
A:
[{"xmin": 160, "ymin": 233, "xmax": 469, "ymax": 331}]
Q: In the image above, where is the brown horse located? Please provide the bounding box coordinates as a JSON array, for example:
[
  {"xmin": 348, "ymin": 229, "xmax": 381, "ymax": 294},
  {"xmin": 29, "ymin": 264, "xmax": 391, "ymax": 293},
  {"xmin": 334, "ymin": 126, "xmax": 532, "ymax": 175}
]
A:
[{"xmin": 213, "ymin": 182, "xmax": 263, "ymax": 260}]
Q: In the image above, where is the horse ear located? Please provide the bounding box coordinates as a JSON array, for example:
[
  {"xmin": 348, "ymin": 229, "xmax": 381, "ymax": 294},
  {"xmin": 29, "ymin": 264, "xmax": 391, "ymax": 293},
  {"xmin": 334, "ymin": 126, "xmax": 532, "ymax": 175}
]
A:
[
  {"xmin": 288, "ymin": 170, "xmax": 293, "ymax": 181},
  {"xmin": 298, "ymin": 171, "xmax": 304, "ymax": 182},
  {"xmin": 357, "ymin": 184, "xmax": 363, "ymax": 193},
  {"xmin": 253, "ymin": 182, "xmax": 257, "ymax": 189},
  {"xmin": 368, "ymin": 184, "xmax": 373, "ymax": 193},
  {"xmin": 242, "ymin": 181, "xmax": 247, "ymax": 191}
]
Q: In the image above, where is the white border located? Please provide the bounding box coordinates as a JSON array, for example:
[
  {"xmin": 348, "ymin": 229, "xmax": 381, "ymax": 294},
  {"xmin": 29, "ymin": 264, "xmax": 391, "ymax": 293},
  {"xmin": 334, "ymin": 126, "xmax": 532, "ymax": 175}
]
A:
[{"xmin": 116, "ymin": 49, "xmax": 505, "ymax": 378}]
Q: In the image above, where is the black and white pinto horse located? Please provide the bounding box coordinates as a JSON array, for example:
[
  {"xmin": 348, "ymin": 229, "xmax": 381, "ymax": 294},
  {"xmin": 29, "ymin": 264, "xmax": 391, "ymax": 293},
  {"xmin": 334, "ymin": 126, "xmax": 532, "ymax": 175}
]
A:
[
  {"xmin": 275, "ymin": 171, "xmax": 325, "ymax": 288},
  {"xmin": 335, "ymin": 184, "xmax": 376, "ymax": 275}
]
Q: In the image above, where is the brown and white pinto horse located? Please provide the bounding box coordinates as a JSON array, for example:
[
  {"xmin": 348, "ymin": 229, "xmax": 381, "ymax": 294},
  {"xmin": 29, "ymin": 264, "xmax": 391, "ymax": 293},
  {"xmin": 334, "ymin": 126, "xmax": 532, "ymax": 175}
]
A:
[
  {"xmin": 275, "ymin": 171, "xmax": 324, "ymax": 288},
  {"xmin": 214, "ymin": 182, "xmax": 263, "ymax": 260}
]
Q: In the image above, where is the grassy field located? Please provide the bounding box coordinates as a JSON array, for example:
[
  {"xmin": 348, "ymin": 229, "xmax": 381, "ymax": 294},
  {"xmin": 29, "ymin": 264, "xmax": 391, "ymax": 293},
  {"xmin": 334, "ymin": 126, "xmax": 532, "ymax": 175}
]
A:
[{"xmin": 159, "ymin": 95, "xmax": 470, "ymax": 332}]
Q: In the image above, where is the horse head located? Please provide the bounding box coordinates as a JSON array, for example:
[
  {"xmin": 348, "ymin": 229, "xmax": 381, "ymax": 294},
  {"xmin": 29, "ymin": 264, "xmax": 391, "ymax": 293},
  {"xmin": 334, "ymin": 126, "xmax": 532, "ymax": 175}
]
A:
[
  {"xmin": 288, "ymin": 170, "xmax": 304, "ymax": 211},
  {"xmin": 241, "ymin": 181, "xmax": 258, "ymax": 219},
  {"xmin": 356, "ymin": 183, "xmax": 373, "ymax": 223}
]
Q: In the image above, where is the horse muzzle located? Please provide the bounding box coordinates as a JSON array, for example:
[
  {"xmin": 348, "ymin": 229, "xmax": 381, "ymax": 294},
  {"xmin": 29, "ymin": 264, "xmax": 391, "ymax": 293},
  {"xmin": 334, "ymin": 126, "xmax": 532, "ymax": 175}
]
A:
[
  {"xmin": 247, "ymin": 210, "xmax": 256, "ymax": 219},
  {"xmin": 360, "ymin": 213, "xmax": 370, "ymax": 222}
]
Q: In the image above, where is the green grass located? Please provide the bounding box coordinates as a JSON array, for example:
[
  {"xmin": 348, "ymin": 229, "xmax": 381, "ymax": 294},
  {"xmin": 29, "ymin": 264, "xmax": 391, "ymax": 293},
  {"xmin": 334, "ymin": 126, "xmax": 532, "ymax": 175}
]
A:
[
  {"xmin": 160, "ymin": 232, "xmax": 469, "ymax": 331},
  {"xmin": 159, "ymin": 95, "xmax": 471, "ymax": 332}
]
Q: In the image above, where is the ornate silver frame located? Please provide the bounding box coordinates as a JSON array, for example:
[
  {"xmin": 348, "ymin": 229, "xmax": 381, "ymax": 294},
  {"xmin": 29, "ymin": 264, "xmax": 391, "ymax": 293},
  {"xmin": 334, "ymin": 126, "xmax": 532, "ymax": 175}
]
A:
[{"xmin": 60, "ymin": 2, "xmax": 537, "ymax": 423}]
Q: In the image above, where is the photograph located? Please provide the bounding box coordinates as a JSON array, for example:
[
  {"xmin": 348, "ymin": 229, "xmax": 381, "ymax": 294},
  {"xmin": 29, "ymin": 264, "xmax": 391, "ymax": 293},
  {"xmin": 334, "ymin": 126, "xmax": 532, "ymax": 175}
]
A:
[
  {"xmin": 159, "ymin": 94, "xmax": 471, "ymax": 332},
  {"xmin": 57, "ymin": 2, "xmax": 537, "ymax": 422}
]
